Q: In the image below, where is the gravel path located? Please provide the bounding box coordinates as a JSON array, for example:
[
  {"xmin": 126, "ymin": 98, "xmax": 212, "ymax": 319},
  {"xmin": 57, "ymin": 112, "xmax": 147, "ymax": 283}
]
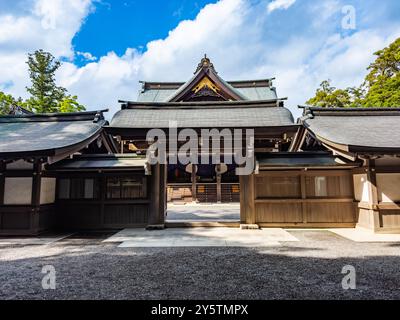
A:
[{"xmin": 0, "ymin": 230, "xmax": 399, "ymax": 300}]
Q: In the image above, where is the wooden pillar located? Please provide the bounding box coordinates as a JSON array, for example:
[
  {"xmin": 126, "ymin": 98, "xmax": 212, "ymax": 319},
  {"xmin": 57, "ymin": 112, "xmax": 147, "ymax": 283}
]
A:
[
  {"xmin": 100, "ymin": 174, "xmax": 106, "ymax": 228},
  {"xmin": 216, "ymin": 172, "xmax": 222, "ymax": 203},
  {"xmin": 366, "ymin": 159, "xmax": 380, "ymax": 231},
  {"xmin": 240, "ymin": 174, "xmax": 255, "ymax": 224},
  {"xmin": 30, "ymin": 160, "xmax": 43, "ymax": 233},
  {"xmin": 249, "ymin": 174, "xmax": 255, "ymax": 224},
  {"xmin": 191, "ymin": 165, "xmax": 197, "ymax": 202},
  {"xmin": 148, "ymin": 163, "xmax": 165, "ymax": 226},
  {"xmin": 159, "ymin": 164, "xmax": 167, "ymax": 222},
  {"xmin": 300, "ymin": 172, "xmax": 307, "ymax": 224},
  {"xmin": 0, "ymin": 160, "xmax": 5, "ymax": 206},
  {"xmin": 239, "ymin": 175, "xmax": 246, "ymax": 223},
  {"xmin": 120, "ymin": 140, "xmax": 124, "ymax": 154}
]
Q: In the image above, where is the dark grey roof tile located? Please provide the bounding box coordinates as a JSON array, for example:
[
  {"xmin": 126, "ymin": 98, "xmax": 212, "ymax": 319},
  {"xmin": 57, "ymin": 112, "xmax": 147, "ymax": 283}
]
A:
[{"xmin": 110, "ymin": 106, "xmax": 294, "ymax": 128}]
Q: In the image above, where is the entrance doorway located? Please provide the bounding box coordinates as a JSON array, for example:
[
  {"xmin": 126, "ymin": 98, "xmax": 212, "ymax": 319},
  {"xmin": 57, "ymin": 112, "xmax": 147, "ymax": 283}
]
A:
[
  {"xmin": 167, "ymin": 163, "xmax": 240, "ymax": 204},
  {"xmin": 166, "ymin": 163, "xmax": 240, "ymax": 223}
]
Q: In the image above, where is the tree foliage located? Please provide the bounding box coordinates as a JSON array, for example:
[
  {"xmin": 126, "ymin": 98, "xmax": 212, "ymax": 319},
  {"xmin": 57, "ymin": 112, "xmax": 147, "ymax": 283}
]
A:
[
  {"xmin": 0, "ymin": 91, "xmax": 27, "ymax": 115},
  {"xmin": 307, "ymin": 37, "xmax": 400, "ymax": 108},
  {"xmin": 58, "ymin": 95, "xmax": 85, "ymax": 113},
  {"xmin": 25, "ymin": 50, "xmax": 66, "ymax": 113},
  {"xmin": 0, "ymin": 49, "xmax": 85, "ymax": 115},
  {"xmin": 363, "ymin": 38, "xmax": 400, "ymax": 107},
  {"xmin": 25, "ymin": 50, "xmax": 85, "ymax": 113}
]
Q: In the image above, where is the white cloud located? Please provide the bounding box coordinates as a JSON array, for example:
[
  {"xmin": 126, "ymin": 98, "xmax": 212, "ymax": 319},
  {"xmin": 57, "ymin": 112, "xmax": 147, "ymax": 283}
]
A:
[
  {"xmin": 2, "ymin": 0, "xmax": 400, "ymax": 120},
  {"xmin": 0, "ymin": 0, "xmax": 93, "ymax": 97},
  {"xmin": 267, "ymin": 0, "xmax": 296, "ymax": 13},
  {"xmin": 58, "ymin": 49, "xmax": 142, "ymax": 110},
  {"xmin": 76, "ymin": 51, "xmax": 97, "ymax": 61},
  {"xmin": 62, "ymin": 0, "xmax": 254, "ymax": 113}
]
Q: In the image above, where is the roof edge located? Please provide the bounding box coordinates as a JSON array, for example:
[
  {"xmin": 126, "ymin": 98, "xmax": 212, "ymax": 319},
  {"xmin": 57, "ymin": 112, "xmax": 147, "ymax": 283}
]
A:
[
  {"xmin": 140, "ymin": 78, "xmax": 275, "ymax": 90},
  {"xmin": 119, "ymin": 99, "xmax": 286, "ymax": 110},
  {"xmin": 301, "ymin": 106, "xmax": 400, "ymax": 117},
  {"xmin": 0, "ymin": 109, "xmax": 109, "ymax": 123}
]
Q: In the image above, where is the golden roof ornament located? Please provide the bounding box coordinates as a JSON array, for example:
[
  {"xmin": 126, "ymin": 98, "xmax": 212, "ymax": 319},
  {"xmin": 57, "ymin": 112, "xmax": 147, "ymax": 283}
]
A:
[{"xmin": 194, "ymin": 54, "xmax": 217, "ymax": 74}]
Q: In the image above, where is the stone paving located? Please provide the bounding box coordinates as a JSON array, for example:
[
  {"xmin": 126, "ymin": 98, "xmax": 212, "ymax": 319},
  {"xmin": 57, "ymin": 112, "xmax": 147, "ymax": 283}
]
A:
[
  {"xmin": 330, "ymin": 228, "xmax": 400, "ymax": 242},
  {"xmin": 166, "ymin": 203, "xmax": 240, "ymax": 221},
  {"xmin": 104, "ymin": 227, "xmax": 299, "ymax": 247}
]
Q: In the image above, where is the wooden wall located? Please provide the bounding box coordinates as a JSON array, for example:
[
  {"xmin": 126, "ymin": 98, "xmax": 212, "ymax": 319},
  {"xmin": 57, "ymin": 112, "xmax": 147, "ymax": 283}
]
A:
[
  {"xmin": 0, "ymin": 162, "xmax": 167, "ymax": 234},
  {"xmin": 0, "ymin": 160, "xmax": 56, "ymax": 235},
  {"xmin": 354, "ymin": 160, "xmax": 400, "ymax": 233},
  {"xmin": 55, "ymin": 169, "xmax": 162, "ymax": 230},
  {"xmin": 242, "ymin": 170, "xmax": 357, "ymax": 227}
]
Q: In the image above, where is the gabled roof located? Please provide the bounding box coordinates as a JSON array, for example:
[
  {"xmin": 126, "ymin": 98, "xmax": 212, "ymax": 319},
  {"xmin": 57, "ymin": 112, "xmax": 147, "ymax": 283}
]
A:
[
  {"xmin": 300, "ymin": 107, "xmax": 400, "ymax": 154},
  {"xmin": 0, "ymin": 110, "xmax": 107, "ymax": 162},
  {"xmin": 137, "ymin": 56, "xmax": 278, "ymax": 102},
  {"xmin": 7, "ymin": 105, "xmax": 33, "ymax": 116},
  {"xmin": 166, "ymin": 55, "xmax": 247, "ymax": 102},
  {"xmin": 110, "ymin": 100, "xmax": 295, "ymax": 129}
]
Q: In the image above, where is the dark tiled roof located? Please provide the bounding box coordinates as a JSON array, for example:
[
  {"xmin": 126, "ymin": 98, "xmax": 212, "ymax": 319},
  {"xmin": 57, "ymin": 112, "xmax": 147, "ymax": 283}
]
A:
[
  {"xmin": 257, "ymin": 152, "xmax": 360, "ymax": 169},
  {"xmin": 137, "ymin": 79, "xmax": 278, "ymax": 102},
  {"xmin": 110, "ymin": 103, "xmax": 295, "ymax": 128},
  {"xmin": 0, "ymin": 111, "xmax": 106, "ymax": 156},
  {"xmin": 48, "ymin": 154, "xmax": 147, "ymax": 171},
  {"xmin": 302, "ymin": 108, "xmax": 400, "ymax": 152}
]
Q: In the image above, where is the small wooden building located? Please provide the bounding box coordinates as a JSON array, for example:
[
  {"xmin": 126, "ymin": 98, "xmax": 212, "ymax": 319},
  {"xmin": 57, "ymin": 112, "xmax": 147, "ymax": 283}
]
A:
[
  {"xmin": 1, "ymin": 57, "xmax": 400, "ymax": 235},
  {"xmin": 241, "ymin": 152, "xmax": 360, "ymax": 228},
  {"xmin": 0, "ymin": 111, "xmax": 108, "ymax": 235},
  {"xmin": 292, "ymin": 107, "xmax": 400, "ymax": 233}
]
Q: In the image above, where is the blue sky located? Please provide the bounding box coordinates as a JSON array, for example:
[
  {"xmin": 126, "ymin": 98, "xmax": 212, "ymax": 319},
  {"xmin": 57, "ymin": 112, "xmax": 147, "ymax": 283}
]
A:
[
  {"xmin": 1, "ymin": 0, "xmax": 400, "ymax": 117},
  {"xmin": 72, "ymin": 0, "xmax": 216, "ymax": 64}
]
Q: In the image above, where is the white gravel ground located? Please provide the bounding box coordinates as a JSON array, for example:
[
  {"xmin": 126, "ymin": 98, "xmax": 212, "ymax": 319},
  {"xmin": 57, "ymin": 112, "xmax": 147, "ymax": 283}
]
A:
[{"xmin": 0, "ymin": 230, "xmax": 399, "ymax": 300}]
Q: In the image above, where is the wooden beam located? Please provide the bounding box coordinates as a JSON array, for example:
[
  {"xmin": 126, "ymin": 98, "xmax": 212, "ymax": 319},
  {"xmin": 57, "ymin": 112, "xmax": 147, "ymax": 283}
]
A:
[{"xmin": 254, "ymin": 198, "xmax": 355, "ymax": 204}]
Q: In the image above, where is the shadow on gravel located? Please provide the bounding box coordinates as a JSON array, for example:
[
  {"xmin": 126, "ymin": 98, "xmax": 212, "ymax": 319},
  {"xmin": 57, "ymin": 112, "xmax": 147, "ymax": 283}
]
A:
[
  {"xmin": 0, "ymin": 244, "xmax": 399, "ymax": 300},
  {"xmin": 385, "ymin": 243, "xmax": 400, "ymax": 247}
]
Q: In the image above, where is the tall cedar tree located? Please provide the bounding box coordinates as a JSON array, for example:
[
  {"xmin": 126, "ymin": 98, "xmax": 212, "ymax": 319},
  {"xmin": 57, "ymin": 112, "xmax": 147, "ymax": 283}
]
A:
[{"xmin": 25, "ymin": 50, "xmax": 85, "ymax": 113}]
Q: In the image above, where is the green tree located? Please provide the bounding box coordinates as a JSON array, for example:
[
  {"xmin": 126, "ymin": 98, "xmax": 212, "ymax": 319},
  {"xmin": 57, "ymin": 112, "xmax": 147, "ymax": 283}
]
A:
[
  {"xmin": 0, "ymin": 91, "xmax": 15, "ymax": 114},
  {"xmin": 25, "ymin": 49, "xmax": 85, "ymax": 113},
  {"xmin": 58, "ymin": 95, "xmax": 85, "ymax": 113},
  {"xmin": 0, "ymin": 91, "xmax": 27, "ymax": 115},
  {"xmin": 307, "ymin": 37, "xmax": 400, "ymax": 108},
  {"xmin": 306, "ymin": 80, "xmax": 353, "ymax": 108},
  {"xmin": 363, "ymin": 38, "xmax": 400, "ymax": 107}
]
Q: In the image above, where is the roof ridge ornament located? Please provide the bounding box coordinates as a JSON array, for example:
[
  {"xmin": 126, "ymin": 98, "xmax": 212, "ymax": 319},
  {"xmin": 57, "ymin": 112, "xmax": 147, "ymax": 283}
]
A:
[{"xmin": 194, "ymin": 54, "xmax": 217, "ymax": 74}]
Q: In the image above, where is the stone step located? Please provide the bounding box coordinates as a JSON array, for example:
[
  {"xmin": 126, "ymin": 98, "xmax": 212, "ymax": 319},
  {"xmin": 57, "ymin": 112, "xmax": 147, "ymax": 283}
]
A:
[{"xmin": 165, "ymin": 221, "xmax": 241, "ymax": 228}]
